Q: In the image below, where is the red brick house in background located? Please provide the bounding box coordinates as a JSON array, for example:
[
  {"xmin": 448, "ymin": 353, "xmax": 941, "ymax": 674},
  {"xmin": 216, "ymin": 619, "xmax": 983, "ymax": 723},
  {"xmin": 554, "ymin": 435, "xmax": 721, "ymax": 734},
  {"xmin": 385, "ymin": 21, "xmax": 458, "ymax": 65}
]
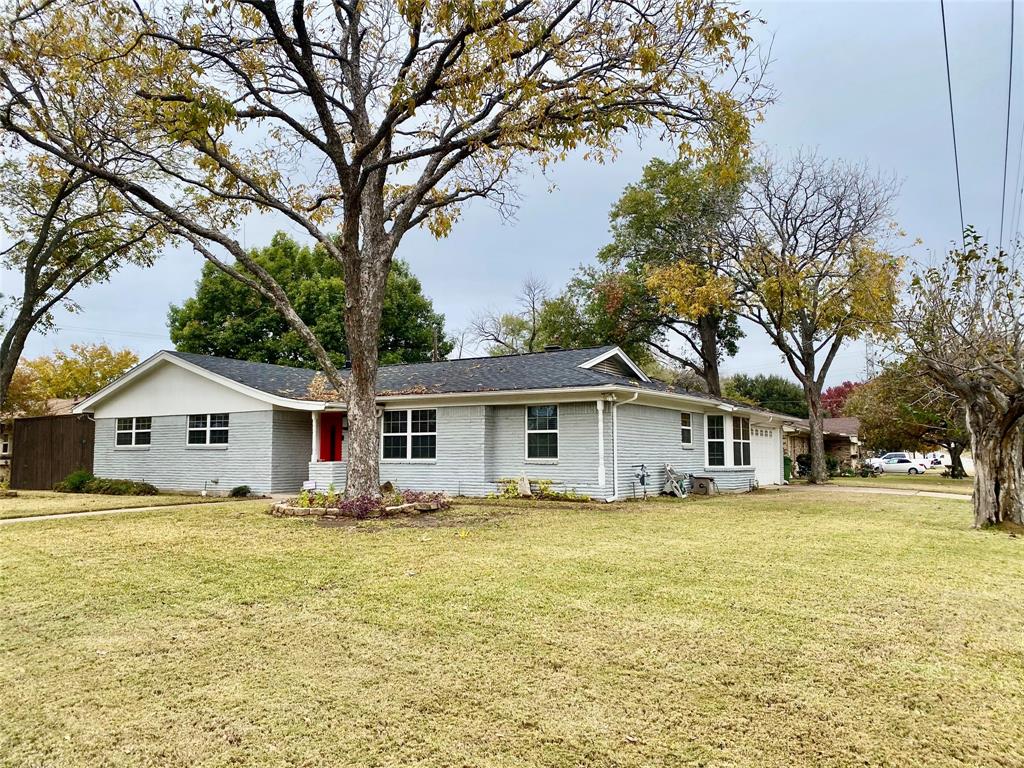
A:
[{"xmin": 783, "ymin": 417, "xmax": 863, "ymax": 469}]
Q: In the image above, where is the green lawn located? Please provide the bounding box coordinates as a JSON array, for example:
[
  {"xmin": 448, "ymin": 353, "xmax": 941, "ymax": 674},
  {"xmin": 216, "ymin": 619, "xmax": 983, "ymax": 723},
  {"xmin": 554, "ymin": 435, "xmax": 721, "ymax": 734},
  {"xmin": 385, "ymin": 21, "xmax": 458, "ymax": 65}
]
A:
[
  {"xmin": 1, "ymin": 492, "xmax": 1021, "ymax": 767},
  {"xmin": 827, "ymin": 471, "xmax": 973, "ymax": 495},
  {"xmin": 0, "ymin": 490, "xmax": 222, "ymax": 520}
]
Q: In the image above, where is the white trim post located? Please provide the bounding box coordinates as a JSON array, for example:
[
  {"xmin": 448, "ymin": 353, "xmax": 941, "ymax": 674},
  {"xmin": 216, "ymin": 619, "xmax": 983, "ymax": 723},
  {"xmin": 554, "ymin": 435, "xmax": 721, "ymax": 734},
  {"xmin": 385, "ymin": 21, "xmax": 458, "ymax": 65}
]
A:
[
  {"xmin": 311, "ymin": 411, "xmax": 321, "ymax": 463},
  {"xmin": 597, "ymin": 400, "xmax": 606, "ymax": 490}
]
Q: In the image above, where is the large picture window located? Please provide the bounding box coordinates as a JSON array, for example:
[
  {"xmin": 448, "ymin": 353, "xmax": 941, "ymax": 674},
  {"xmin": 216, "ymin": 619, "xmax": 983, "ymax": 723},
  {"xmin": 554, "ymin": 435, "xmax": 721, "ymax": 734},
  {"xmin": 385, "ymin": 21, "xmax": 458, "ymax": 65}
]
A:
[
  {"xmin": 116, "ymin": 416, "xmax": 151, "ymax": 446},
  {"xmin": 706, "ymin": 414, "xmax": 725, "ymax": 466},
  {"xmin": 526, "ymin": 405, "xmax": 558, "ymax": 460},
  {"xmin": 733, "ymin": 416, "xmax": 751, "ymax": 466},
  {"xmin": 187, "ymin": 413, "xmax": 229, "ymax": 445},
  {"xmin": 382, "ymin": 409, "xmax": 436, "ymax": 460},
  {"xmin": 680, "ymin": 412, "xmax": 692, "ymax": 445}
]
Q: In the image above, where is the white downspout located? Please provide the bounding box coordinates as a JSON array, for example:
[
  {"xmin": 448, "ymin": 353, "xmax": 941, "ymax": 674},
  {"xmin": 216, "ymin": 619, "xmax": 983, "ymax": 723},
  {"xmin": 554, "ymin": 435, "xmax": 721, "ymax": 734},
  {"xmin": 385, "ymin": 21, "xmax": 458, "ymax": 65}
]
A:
[
  {"xmin": 609, "ymin": 391, "xmax": 640, "ymax": 501},
  {"xmin": 596, "ymin": 400, "xmax": 606, "ymax": 490}
]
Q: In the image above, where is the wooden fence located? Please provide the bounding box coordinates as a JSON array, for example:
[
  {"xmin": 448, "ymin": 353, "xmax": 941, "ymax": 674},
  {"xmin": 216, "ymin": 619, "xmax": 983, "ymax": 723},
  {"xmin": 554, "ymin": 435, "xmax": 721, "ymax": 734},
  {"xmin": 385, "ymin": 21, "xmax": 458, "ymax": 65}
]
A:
[{"xmin": 10, "ymin": 414, "xmax": 94, "ymax": 490}]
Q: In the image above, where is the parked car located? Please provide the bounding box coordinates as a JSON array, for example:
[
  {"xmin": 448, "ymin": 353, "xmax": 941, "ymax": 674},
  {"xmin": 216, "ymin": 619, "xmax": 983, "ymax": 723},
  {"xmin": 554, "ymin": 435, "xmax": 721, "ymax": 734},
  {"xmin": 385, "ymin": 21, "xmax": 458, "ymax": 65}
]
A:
[
  {"xmin": 865, "ymin": 452, "xmax": 911, "ymax": 469},
  {"xmin": 878, "ymin": 456, "xmax": 931, "ymax": 475}
]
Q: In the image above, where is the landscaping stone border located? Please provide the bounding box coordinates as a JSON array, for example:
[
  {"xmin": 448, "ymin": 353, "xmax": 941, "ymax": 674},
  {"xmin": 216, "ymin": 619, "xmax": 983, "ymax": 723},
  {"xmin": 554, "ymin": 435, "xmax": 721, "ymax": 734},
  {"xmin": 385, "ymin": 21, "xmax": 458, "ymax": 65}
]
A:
[{"xmin": 271, "ymin": 501, "xmax": 443, "ymax": 520}]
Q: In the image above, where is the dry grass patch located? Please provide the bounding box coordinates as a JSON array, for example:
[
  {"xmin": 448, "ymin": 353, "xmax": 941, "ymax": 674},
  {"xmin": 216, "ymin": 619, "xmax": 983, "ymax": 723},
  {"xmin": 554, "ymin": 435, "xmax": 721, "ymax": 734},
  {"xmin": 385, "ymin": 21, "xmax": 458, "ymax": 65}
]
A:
[
  {"xmin": 0, "ymin": 492, "xmax": 1021, "ymax": 767},
  {"xmin": 0, "ymin": 490, "xmax": 222, "ymax": 520}
]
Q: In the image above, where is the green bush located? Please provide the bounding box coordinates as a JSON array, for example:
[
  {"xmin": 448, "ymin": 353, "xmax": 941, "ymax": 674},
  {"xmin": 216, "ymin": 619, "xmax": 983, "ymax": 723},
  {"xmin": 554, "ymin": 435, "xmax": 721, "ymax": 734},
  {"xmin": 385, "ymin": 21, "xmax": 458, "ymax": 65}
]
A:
[
  {"xmin": 82, "ymin": 478, "xmax": 159, "ymax": 496},
  {"xmin": 56, "ymin": 470, "xmax": 158, "ymax": 496},
  {"xmin": 229, "ymin": 485, "xmax": 252, "ymax": 498},
  {"xmin": 54, "ymin": 469, "xmax": 95, "ymax": 493}
]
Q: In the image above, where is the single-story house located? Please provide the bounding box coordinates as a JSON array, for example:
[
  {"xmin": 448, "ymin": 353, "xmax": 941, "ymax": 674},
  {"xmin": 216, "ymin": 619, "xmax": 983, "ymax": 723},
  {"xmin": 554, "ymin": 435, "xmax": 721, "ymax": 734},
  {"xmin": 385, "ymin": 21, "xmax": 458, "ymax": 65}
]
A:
[
  {"xmin": 783, "ymin": 416, "xmax": 863, "ymax": 468},
  {"xmin": 73, "ymin": 345, "xmax": 795, "ymax": 499}
]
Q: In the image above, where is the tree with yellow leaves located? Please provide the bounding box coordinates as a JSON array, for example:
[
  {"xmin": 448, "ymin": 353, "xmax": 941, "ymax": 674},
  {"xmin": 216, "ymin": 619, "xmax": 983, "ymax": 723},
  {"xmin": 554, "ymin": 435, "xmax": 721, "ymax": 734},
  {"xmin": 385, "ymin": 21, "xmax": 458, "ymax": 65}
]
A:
[
  {"xmin": 0, "ymin": 153, "xmax": 159, "ymax": 413},
  {"xmin": 728, "ymin": 151, "xmax": 901, "ymax": 483},
  {"xmin": 0, "ymin": 0, "xmax": 768, "ymax": 497}
]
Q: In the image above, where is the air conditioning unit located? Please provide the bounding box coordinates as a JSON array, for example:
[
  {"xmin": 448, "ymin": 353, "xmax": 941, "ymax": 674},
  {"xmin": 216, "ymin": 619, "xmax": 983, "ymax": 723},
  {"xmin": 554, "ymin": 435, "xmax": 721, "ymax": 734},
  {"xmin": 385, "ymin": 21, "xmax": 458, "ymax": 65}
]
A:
[{"xmin": 690, "ymin": 476, "xmax": 716, "ymax": 496}]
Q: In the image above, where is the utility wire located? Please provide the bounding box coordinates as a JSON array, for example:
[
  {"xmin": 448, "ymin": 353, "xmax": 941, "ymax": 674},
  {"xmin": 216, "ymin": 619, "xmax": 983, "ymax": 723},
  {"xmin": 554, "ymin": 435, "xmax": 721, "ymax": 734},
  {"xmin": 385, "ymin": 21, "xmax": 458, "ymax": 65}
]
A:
[
  {"xmin": 1000, "ymin": 0, "xmax": 1016, "ymax": 252},
  {"xmin": 940, "ymin": 0, "xmax": 966, "ymax": 251}
]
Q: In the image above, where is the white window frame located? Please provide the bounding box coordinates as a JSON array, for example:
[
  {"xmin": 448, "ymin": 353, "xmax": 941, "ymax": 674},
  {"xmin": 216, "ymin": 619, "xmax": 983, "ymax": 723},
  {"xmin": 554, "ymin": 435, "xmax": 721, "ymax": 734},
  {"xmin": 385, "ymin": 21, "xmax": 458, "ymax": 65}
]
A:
[
  {"xmin": 186, "ymin": 413, "xmax": 230, "ymax": 447},
  {"xmin": 705, "ymin": 414, "xmax": 726, "ymax": 467},
  {"xmin": 380, "ymin": 408, "xmax": 437, "ymax": 463},
  {"xmin": 732, "ymin": 416, "xmax": 751, "ymax": 467},
  {"xmin": 115, "ymin": 416, "xmax": 152, "ymax": 448},
  {"xmin": 1, "ymin": 434, "xmax": 9, "ymax": 455},
  {"xmin": 525, "ymin": 404, "xmax": 559, "ymax": 462},
  {"xmin": 680, "ymin": 412, "xmax": 693, "ymax": 446}
]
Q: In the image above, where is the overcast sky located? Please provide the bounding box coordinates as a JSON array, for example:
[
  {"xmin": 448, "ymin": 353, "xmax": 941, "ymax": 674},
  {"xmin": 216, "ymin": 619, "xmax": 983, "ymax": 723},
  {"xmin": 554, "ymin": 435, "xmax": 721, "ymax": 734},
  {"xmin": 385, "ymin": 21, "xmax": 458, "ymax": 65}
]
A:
[{"xmin": 2, "ymin": 0, "xmax": 1016, "ymax": 385}]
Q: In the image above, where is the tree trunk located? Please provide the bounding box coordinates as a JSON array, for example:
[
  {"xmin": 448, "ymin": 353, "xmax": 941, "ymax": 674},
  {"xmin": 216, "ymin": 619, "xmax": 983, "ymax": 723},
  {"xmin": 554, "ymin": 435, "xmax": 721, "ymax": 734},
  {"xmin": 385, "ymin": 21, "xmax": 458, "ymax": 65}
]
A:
[
  {"xmin": 947, "ymin": 443, "xmax": 966, "ymax": 479},
  {"xmin": 0, "ymin": 311, "xmax": 34, "ymax": 412},
  {"xmin": 697, "ymin": 315, "xmax": 722, "ymax": 396},
  {"xmin": 340, "ymin": 214, "xmax": 392, "ymax": 498},
  {"xmin": 805, "ymin": 382, "xmax": 828, "ymax": 484},
  {"xmin": 966, "ymin": 407, "xmax": 1024, "ymax": 527}
]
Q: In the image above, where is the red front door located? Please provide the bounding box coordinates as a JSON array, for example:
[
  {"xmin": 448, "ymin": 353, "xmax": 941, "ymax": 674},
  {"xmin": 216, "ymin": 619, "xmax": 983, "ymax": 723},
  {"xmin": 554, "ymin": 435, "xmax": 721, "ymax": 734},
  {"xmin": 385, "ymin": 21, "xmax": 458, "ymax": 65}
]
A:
[{"xmin": 319, "ymin": 412, "xmax": 344, "ymax": 462}]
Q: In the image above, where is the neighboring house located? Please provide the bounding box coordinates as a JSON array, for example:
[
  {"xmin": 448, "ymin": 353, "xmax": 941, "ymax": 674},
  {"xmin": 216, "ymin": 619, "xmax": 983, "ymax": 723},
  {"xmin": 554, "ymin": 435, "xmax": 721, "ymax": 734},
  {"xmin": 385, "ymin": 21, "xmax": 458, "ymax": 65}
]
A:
[
  {"xmin": 73, "ymin": 346, "xmax": 796, "ymax": 499},
  {"xmin": 784, "ymin": 416, "xmax": 863, "ymax": 468}
]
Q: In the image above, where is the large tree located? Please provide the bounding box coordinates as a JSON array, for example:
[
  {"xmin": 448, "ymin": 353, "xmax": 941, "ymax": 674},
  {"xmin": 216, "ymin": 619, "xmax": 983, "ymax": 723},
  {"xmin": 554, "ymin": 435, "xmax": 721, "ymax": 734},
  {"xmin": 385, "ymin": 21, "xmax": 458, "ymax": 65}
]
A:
[
  {"xmin": 845, "ymin": 359, "xmax": 969, "ymax": 479},
  {"xmin": 609, "ymin": 158, "xmax": 745, "ymax": 395},
  {"xmin": 169, "ymin": 233, "xmax": 450, "ymax": 367},
  {"xmin": 0, "ymin": 155, "xmax": 157, "ymax": 411},
  {"xmin": 728, "ymin": 151, "xmax": 901, "ymax": 483},
  {"xmin": 4, "ymin": 343, "xmax": 139, "ymax": 415},
  {"xmin": 469, "ymin": 276, "xmax": 550, "ymax": 355},
  {"xmin": 901, "ymin": 234, "xmax": 1024, "ymax": 526},
  {"xmin": 0, "ymin": 0, "xmax": 766, "ymax": 497},
  {"xmin": 721, "ymin": 373, "xmax": 808, "ymax": 418}
]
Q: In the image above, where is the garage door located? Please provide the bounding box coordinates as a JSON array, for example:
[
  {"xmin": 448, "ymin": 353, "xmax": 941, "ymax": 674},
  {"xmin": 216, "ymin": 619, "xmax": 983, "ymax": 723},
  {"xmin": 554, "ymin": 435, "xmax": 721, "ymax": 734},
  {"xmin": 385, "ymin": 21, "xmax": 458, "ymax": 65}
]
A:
[{"xmin": 751, "ymin": 426, "xmax": 781, "ymax": 486}]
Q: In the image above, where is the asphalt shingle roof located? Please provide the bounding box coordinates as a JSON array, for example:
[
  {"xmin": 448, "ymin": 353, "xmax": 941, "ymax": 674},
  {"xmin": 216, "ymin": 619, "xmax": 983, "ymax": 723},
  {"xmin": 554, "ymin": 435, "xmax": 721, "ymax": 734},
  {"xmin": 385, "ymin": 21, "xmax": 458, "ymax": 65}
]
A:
[
  {"xmin": 166, "ymin": 346, "xmax": 799, "ymax": 421},
  {"xmin": 168, "ymin": 346, "xmax": 658, "ymax": 399}
]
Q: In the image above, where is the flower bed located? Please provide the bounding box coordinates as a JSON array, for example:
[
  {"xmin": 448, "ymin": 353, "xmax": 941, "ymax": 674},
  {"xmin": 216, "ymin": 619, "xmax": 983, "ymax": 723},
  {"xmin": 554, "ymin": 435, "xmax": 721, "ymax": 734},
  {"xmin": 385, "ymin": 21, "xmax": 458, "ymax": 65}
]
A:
[{"xmin": 272, "ymin": 487, "xmax": 452, "ymax": 520}]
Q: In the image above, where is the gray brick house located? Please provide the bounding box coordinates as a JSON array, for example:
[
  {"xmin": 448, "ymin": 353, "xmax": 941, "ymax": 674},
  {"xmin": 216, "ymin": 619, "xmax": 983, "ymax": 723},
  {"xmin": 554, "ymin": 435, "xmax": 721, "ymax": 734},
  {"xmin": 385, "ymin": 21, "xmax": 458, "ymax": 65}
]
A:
[{"xmin": 74, "ymin": 346, "xmax": 793, "ymax": 498}]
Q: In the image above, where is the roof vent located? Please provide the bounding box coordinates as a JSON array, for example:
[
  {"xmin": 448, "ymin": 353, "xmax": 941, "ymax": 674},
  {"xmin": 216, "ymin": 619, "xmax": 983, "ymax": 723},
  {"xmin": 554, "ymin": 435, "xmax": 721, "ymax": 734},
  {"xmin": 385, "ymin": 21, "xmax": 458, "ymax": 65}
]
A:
[{"xmin": 543, "ymin": 345, "xmax": 563, "ymax": 352}]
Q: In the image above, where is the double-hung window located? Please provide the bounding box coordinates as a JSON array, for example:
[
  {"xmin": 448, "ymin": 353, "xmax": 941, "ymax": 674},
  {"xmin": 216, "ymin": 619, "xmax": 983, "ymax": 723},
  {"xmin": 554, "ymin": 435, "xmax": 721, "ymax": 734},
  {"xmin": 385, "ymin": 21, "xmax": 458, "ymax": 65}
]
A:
[
  {"xmin": 706, "ymin": 414, "xmax": 725, "ymax": 466},
  {"xmin": 187, "ymin": 413, "xmax": 229, "ymax": 445},
  {"xmin": 732, "ymin": 416, "xmax": 751, "ymax": 466},
  {"xmin": 1, "ymin": 434, "xmax": 11, "ymax": 455},
  {"xmin": 382, "ymin": 409, "xmax": 437, "ymax": 460},
  {"xmin": 526, "ymin": 405, "xmax": 558, "ymax": 460},
  {"xmin": 116, "ymin": 416, "xmax": 151, "ymax": 446},
  {"xmin": 680, "ymin": 413, "xmax": 692, "ymax": 446}
]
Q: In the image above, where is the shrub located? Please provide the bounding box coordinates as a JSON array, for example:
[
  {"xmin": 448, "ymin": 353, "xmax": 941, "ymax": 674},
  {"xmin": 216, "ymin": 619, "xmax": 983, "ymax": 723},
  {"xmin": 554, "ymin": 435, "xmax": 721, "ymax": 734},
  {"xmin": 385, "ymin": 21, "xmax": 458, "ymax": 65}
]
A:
[
  {"xmin": 795, "ymin": 454, "xmax": 812, "ymax": 476},
  {"xmin": 229, "ymin": 485, "xmax": 252, "ymax": 498},
  {"xmin": 81, "ymin": 478, "xmax": 158, "ymax": 496},
  {"xmin": 55, "ymin": 468, "xmax": 95, "ymax": 493}
]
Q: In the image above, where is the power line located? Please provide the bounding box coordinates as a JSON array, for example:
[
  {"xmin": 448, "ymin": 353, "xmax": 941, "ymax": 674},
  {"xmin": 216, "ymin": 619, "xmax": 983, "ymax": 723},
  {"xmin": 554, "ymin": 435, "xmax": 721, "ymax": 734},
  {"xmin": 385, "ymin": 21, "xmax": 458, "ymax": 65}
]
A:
[
  {"xmin": 1000, "ymin": 0, "xmax": 1016, "ymax": 252},
  {"xmin": 940, "ymin": 0, "xmax": 966, "ymax": 251}
]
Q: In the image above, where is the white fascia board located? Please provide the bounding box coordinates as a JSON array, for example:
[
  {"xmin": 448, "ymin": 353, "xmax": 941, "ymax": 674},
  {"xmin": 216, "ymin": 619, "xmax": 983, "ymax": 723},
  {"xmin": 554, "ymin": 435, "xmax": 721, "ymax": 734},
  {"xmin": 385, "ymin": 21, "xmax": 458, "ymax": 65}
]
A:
[
  {"xmin": 73, "ymin": 351, "xmax": 327, "ymax": 414},
  {"xmin": 578, "ymin": 347, "xmax": 651, "ymax": 382}
]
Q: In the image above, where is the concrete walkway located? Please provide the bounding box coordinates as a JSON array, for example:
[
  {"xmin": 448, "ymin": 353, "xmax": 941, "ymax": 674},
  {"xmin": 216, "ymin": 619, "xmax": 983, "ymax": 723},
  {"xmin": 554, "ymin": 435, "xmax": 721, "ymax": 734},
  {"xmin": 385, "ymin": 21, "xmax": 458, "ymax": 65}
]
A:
[
  {"xmin": 783, "ymin": 484, "xmax": 971, "ymax": 502},
  {"xmin": 0, "ymin": 501, "xmax": 223, "ymax": 526}
]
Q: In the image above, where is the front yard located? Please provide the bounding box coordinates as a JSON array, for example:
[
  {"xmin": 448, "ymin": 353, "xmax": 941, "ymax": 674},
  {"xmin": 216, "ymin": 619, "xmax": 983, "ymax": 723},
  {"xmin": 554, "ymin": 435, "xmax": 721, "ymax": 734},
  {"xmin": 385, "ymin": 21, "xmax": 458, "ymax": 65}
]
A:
[
  {"xmin": 0, "ymin": 490, "xmax": 221, "ymax": 520},
  {"xmin": 1, "ymin": 491, "xmax": 1021, "ymax": 767}
]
